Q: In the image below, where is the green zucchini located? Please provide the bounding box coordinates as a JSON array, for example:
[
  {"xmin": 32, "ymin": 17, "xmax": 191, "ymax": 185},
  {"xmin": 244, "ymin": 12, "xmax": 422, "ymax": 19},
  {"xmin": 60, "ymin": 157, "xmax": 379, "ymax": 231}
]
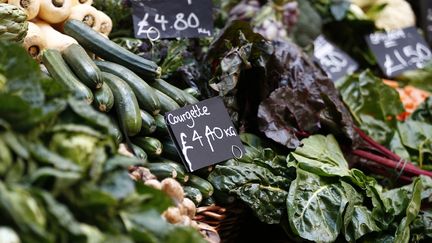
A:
[
  {"xmin": 93, "ymin": 83, "xmax": 114, "ymax": 112},
  {"xmin": 102, "ymin": 72, "xmax": 141, "ymax": 136},
  {"xmin": 42, "ymin": 49, "xmax": 93, "ymax": 104},
  {"xmin": 183, "ymin": 186, "xmax": 203, "ymax": 205},
  {"xmin": 149, "ymin": 159, "xmax": 188, "ymax": 183},
  {"xmin": 132, "ymin": 137, "xmax": 162, "ymax": 157},
  {"xmin": 186, "ymin": 175, "xmax": 214, "ymax": 199},
  {"xmin": 200, "ymin": 196, "xmax": 216, "ymax": 206},
  {"xmin": 161, "ymin": 139, "xmax": 181, "ymax": 161},
  {"xmin": 152, "ymin": 79, "xmax": 187, "ymax": 106},
  {"xmin": 183, "ymin": 92, "xmax": 199, "ymax": 105},
  {"xmin": 108, "ymin": 116, "xmax": 123, "ymax": 145},
  {"xmin": 63, "ymin": 20, "xmax": 161, "ymax": 81},
  {"xmin": 130, "ymin": 143, "xmax": 148, "ymax": 162},
  {"xmin": 95, "ymin": 61, "xmax": 161, "ymax": 115},
  {"xmin": 155, "ymin": 90, "xmax": 180, "ymax": 114},
  {"xmin": 146, "ymin": 163, "xmax": 178, "ymax": 180},
  {"xmin": 183, "ymin": 87, "xmax": 200, "ymax": 99},
  {"xmin": 62, "ymin": 43, "xmax": 103, "ymax": 90},
  {"xmin": 154, "ymin": 114, "xmax": 169, "ymax": 136},
  {"xmin": 140, "ymin": 110, "xmax": 157, "ymax": 135}
]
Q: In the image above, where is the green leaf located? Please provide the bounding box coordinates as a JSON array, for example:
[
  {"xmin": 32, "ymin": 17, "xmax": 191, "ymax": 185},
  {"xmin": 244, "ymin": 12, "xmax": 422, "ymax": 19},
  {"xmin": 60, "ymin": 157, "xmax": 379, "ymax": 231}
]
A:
[
  {"xmin": 291, "ymin": 134, "xmax": 350, "ymax": 177},
  {"xmin": 394, "ymin": 177, "xmax": 423, "ymax": 243},
  {"xmin": 99, "ymin": 170, "xmax": 135, "ymax": 200},
  {"xmin": 0, "ymin": 182, "xmax": 50, "ymax": 241},
  {"xmin": 287, "ymin": 169, "xmax": 348, "ymax": 242},
  {"xmin": 208, "ymin": 160, "xmax": 289, "ymax": 224},
  {"xmin": 336, "ymin": 70, "xmax": 404, "ymax": 144}
]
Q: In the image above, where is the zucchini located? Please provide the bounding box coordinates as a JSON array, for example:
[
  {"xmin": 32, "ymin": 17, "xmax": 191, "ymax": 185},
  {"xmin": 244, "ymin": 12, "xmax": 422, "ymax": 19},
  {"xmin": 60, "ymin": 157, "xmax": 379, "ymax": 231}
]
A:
[
  {"xmin": 149, "ymin": 159, "xmax": 188, "ymax": 183},
  {"xmin": 154, "ymin": 114, "xmax": 169, "ymax": 136},
  {"xmin": 155, "ymin": 89, "xmax": 180, "ymax": 114},
  {"xmin": 42, "ymin": 49, "xmax": 93, "ymax": 104},
  {"xmin": 130, "ymin": 143, "xmax": 148, "ymax": 162},
  {"xmin": 183, "ymin": 186, "xmax": 203, "ymax": 205},
  {"xmin": 108, "ymin": 116, "xmax": 123, "ymax": 145},
  {"xmin": 102, "ymin": 72, "xmax": 141, "ymax": 136},
  {"xmin": 200, "ymin": 196, "xmax": 216, "ymax": 206},
  {"xmin": 152, "ymin": 79, "xmax": 187, "ymax": 106},
  {"xmin": 93, "ymin": 83, "xmax": 114, "ymax": 112},
  {"xmin": 132, "ymin": 136, "xmax": 162, "ymax": 157},
  {"xmin": 95, "ymin": 61, "xmax": 161, "ymax": 115},
  {"xmin": 146, "ymin": 163, "xmax": 178, "ymax": 180},
  {"xmin": 186, "ymin": 175, "xmax": 214, "ymax": 199},
  {"xmin": 63, "ymin": 20, "xmax": 161, "ymax": 81},
  {"xmin": 62, "ymin": 43, "xmax": 103, "ymax": 90},
  {"xmin": 140, "ymin": 110, "xmax": 157, "ymax": 135},
  {"xmin": 183, "ymin": 87, "xmax": 200, "ymax": 99},
  {"xmin": 183, "ymin": 92, "xmax": 199, "ymax": 105},
  {"xmin": 161, "ymin": 138, "xmax": 181, "ymax": 161}
]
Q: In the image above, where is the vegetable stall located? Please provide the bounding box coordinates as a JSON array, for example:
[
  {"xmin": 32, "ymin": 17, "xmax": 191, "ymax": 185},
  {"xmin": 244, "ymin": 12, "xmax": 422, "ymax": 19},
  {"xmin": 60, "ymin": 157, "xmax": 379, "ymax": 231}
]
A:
[{"xmin": 1, "ymin": 0, "xmax": 432, "ymax": 242}]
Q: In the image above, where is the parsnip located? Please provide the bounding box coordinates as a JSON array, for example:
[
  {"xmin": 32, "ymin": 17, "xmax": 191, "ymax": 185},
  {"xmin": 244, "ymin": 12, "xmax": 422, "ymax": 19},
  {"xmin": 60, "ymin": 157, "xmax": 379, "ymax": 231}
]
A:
[
  {"xmin": 67, "ymin": 4, "xmax": 98, "ymax": 28},
  {"xmin": 94, "ymin": 10, "xmax": 112, "ymax": 36},
  {"xmin": 38, "ymin": 0, "xmax": 72, "ymax": 24},
  {"xmin": 161, "ymin": 178, "xmax": 184, "ymax": 204},
  {"xmin": 33, "ymin": 19, "xmax": 77, "ymax": 51},
  {"xmin": 23, "ymin": 21, "xmax": 46, "ymax": 62},
  {"xmin": 8, "ymin": 0, "xmax": 41, "ymax": 20},
  {"xmin": 70, "ymin": 0, "xmax": 91, "ymax": 6}
]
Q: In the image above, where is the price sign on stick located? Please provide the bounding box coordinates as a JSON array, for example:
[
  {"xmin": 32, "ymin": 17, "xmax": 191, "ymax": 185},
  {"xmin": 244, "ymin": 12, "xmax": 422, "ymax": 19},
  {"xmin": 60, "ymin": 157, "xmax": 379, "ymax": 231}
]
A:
[
  {"xmin": 165, "ymin": 97, "xmax": 245, "ymax": 172},
  {"xmin": 366, "ymin": 27, "xmax": 432, "ymax": 77},
  {"xmin": 131, "ymin": 0, "xmax": 214, "ymax": 40},
  {"xmin": 313, "ymin": 35, "xmax": 358, "ymax": 81}
]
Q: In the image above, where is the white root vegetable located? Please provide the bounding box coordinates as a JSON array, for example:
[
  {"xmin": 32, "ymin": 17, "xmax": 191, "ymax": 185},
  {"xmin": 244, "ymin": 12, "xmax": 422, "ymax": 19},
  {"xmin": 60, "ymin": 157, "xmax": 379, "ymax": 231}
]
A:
[
  {"xmin": 67, "ymin": 4, "xmax": 98, "ymax": 28},
  {"xmin": 23, "ymin": 21, "xmax": 46, "ymax": 62},
  {"xmin": 70, "ymin": 0, "xmax": 91, "ymax": 6},
  {"xmin": 162, "ymin": 207, "xmax": 183, "ymax": 224},
  {"xmin": 180, "ymin": 215, "xmax": 192, "ymax": 226},
  {"xmin": 144, "ymin": 179, "xmax": 162, "ymax": 190},
  {"xmin": 94, "ymin": 10, "xmax": 112, "ymax": 36},
  {"xmin": 161, "ymin": 178, "xmax": 184, "ymax": 204},
  {"xmin": 38, "ymin": 0, "xmax": 72, "ymax": 24},
  {"xmin": 33, "ymin": 19, "xmax": 77, "ymax": 51},
  {"xmin": 8, "ymin": 0, "xmax": 41, "ymax": 20},
  {"xmin": 181, "ymin": 198, "xmax": 196, "ymax": 219}
]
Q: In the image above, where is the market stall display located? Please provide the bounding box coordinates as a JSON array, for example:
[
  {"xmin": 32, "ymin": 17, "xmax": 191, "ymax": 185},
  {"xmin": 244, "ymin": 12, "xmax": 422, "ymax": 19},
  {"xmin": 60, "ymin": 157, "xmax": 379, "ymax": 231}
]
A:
[{"xmin": 1, "ymin": 0, "xmax": 432, "ymax": 242}]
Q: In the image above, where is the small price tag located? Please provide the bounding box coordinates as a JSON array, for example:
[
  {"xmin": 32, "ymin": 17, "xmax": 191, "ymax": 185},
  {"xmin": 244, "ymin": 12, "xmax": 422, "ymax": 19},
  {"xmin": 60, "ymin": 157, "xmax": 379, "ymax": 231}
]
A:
[
  {"xmin": 366, "ymin": 26, "xmax": 432, "ymax": 77},
  {"xmin": 313, "ymin": 36, "xmax": 358, "ymax": 81},
  {"xmin": 131, "ymin": 0, "xmax": 214, "ymax": 40},
  {"xmin": 165, "ymin": 97, "xmax": 245, "ymax": 172}
]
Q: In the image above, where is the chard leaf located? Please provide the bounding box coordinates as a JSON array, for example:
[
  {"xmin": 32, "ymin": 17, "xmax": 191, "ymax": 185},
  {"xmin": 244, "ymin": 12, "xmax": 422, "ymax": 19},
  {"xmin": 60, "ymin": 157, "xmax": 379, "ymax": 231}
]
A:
[
  {"xmin": 208, "ymin": 161, "xmax": 290, "ymax": 224},
  {"xmin": 336, "ymin": 70, "xmax": 404, "ymax": 144},
  {"xmin": 287, "ymin": 169, "xmax": 348, "ymax": 242},
  {"xmin": 291, "ymin": 134, "xmax": 350, "ymax": 177},
  {"xmin": 395, "ymin": 177, "xmax": 423, "ymax": 243}
]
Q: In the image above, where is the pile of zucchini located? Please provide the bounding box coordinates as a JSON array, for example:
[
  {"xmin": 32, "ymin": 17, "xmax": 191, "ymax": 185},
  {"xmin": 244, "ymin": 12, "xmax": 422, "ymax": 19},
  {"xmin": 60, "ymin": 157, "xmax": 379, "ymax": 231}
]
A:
[{"xmin": 41, "ymin": 19, "xmax": 213, "ymax": 208}]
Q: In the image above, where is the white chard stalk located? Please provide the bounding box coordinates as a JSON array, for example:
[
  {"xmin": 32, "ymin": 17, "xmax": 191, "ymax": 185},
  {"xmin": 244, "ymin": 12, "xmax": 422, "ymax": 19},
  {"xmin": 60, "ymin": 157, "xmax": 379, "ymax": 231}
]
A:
[
  {"xmin": 8, "ymin": 0, "xmax": 41, "ymax": 20},
  {"xmin": 38, "ymin": 0, "xmax": 72, "ymax": 24},
  {"xmin": 23, "ymin": 21, "xmax": 46, "ymax": 62}
]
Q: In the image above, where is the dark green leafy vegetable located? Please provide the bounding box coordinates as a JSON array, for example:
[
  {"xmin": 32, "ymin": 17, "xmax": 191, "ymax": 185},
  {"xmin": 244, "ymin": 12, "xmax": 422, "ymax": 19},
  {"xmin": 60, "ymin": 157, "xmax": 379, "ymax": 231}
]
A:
[{"xmin": 287, "ymin": 169, "xmax": 348, "ymax": 242}]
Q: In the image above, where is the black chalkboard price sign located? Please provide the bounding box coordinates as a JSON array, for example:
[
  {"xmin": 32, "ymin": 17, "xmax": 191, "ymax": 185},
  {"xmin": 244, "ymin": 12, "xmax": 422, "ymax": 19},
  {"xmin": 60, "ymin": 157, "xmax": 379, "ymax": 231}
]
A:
[
  {"xmin": 366, "ymin": 26, "xmax": 432, "ymax": 77},
  {"xmin": 313, "ymin": 35, "xmax": 358, "ymax": 81},
  {"xmin": 131, "ymin": 0, "xmax": 214, "ymax": 40},
  {"xmin": 419, "ymin": 0, "xmax": 432, "ymax": 46},
  {"xmin": 165, "ymin": 97, "xmax": 245, "ymax": 172}
]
